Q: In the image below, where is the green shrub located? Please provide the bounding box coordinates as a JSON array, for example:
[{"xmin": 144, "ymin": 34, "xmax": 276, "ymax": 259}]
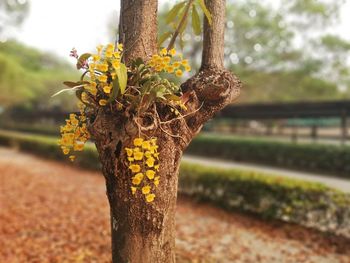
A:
[
  {"xmin": 186, "ymin": 134, "xmax": 350, "ymax": 178},
  {"xmin": 0, "ymin": 130, "xmax": 349, "ymax": 237},
  {"xmin": 179, "ymin": 163, "xmax": 350, "ymax": 237},
  {"xmin": 2, "ymin": 125, "xmax": 350, "ymax": 177}
]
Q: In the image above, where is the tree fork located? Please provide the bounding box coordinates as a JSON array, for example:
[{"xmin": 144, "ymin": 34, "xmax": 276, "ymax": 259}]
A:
[{"xmin": 88, "ymin": 0, "xmax": 241, "ymax": 262}]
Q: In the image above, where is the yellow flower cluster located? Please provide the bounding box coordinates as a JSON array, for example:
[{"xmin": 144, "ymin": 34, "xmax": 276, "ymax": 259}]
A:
[
  {"xmin": 125, "ymin": 137, "xmax": 160, "ymax": 203},
  {"xmin": 58, "ymin": 103, "xmax": 90, "ymax": 161},
  {"xmin": 84, "ymin": 43, "xmax": 124, "ymax": 106},
  {"xmin": 148, "ymin": 48, "xmax": 191, "ymax": 77}
]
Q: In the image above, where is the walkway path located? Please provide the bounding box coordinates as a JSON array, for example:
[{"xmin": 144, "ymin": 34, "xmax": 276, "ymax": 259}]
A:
[
  {"xmin": 0, "ymin": 148, "xmax": 349, "ymax": 262},
  {"xmin": 183, "ymin": 155, "xmax": 350, "ymax": 193}
]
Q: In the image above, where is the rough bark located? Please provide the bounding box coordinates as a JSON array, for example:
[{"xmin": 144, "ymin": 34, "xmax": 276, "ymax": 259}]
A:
[
  {"xmin": 201, "ymin": 0, "xmax": 226, "ymax": 70},
  {"xmin": 88, "ymin": 0, "xmax": 241, "ymax": 262},
  {"xmin": 118, "ymin": 0, "xmax": 158, "ymax": 62}
]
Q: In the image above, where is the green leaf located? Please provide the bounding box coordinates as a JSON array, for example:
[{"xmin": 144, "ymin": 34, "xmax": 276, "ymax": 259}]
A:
[
  {"xmin": 165, "ymin": 94, "xmax": 181, "ymax": 101},
  {"xmin": 115, "ymin": 63, "xmax": 128, "ymax": 94},
  {"xmin": 108, "ymin": 77, "xmax": 120, "ymax": 103},
  {"xmin": 63, "ymin": 81, "xmax": 81, "ymax": 88},
  {"xmin": 131, "ymin": 57, "xmax": 144, "ymax": 68},
  {"xmin": 158, "ymin": 31, "xmax": 172, "ymax": 47},
  {"xmin": 76, "ymin": 53, "xmax": 91, "ymax": 69},
  {"xmin": 197, "ymin": 0, "xmax": 212, "ymax": 25},
  {"xmin": 191, "ymin": 5, "xmax": 201, "ymax": 35},
  {"xmin": 166, "ymin": 1, "xmax": 186, "ymax": 24},
  {"xmin": 179, "ymin": 8, "xmax": 189, "ymax": 34}
]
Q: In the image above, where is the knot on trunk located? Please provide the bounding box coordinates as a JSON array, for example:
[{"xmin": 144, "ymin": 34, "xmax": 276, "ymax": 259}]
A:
[
  {"xmin": 182, "ymin": 68, "xmax": 241, "ymax": 105},
  {"xmin": 179, "ymin": 68, "xmax": 241, "ymax": 138}
]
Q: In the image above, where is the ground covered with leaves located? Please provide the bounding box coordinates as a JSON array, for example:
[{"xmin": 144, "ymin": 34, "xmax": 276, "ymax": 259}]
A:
[{"xmin": 0, "ymin": 148, "xmax": 349, "ymax": 263}]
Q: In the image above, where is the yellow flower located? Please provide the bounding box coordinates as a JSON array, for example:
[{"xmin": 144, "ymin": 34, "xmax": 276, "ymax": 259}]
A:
[
  {"xmin": 127, "ymin": 157, "xmax": 134, "ymax": 162},
  {"xmin": 99, "ymin": 99, "xmax": 107, "ymax": 106},
  {"xmin": 106, "ymin": 50, "xmax": 113, "ymax": 58},
  {"xmin": 141, "ymin": 141, "xmax": 151, "ymax": 150},
  {"xmin": 117, "ymin": 43, "xmax": 123, "ymax": 51},
  {"xmin": 106, "ymin": 43, "xmax": 115, "ymax": 51},
  {"xmin": 88, "ymin": 87, "xmax": 97, "ymax": 96},
  {"xmin": 142, "ymin": 185, "xmax": 151, "ymax": 194},
  {"xmin": 125, "ymin": 148, "xmax": 133, "ymax": 156},
  {"xmin": 173, "ymin": 61, "xmax": 181, "ymax": 68},
  {"xmin": 97, "ymin": 63, "xmax": 108, "ymax": 72},
  {"xmin": 150, "ymin": 145, "xmax": 158, "ymax": 153},
  {"xmin": 103, "ymin": 85, "xmax": 112, "ymax": 94},
  {"xmin": 129, "ymin": 164, "xmax": 141, "ymax": 173},
  {"xmin": 133, "ymin": 138, "xmax": 144, "ymax": 146},
  {"xmin": 181, "ymin": 59, "xmax": 188, "ymax": 66},
  {"xmin": 175, "ymin": 69, "xmax": 183, "ymax": 77},
  {"xmin": 146, "ymin": 170, "xmax": 155, "ymax": 180},
  {"xmin": 63, "ymin": 148, "xmax": 70, "ymax": 155},
  {"xmin": 74, "ymin": 143, "xmax": 84, "ymax": 151},
  {"xmin": 146, "ymin": 157, "xmax": 155, "ymax": 167},
  {"xmin": 134, "ymin": 151, "xmax": 144, "ymax": 161},
  {"xmin": 69, "ymin": 155, "xmax": 76, "ymax": 162},
  {"xmin": 131, "ymin": 187, "xmax": 137, "ymax": 195},
  {"xmin": 166, "ymin": 65, "xmax": 175, "ymax": 73},
  {"xmin": 154, "ymin": 164, "xmax": 160, "ymax": 171},
  {"xmin": 154, "ymin": 176, "xmax": 160, "ymax": 187},
  {"xmin": 87, "ymin": 80, "xmax": 97, "ymax": 88},
  {"xmin": 81, "ymin": 92, "xmax": 89, "ymax": 103},
  {"xmin": 113, "ymin": 52, "xmax": 121, "ymax": 59},
  {"xmin": 98, "ymin": 75, "xmax": 108, "ymax": 83},
  {"xmin": 163, "ymin": 56, "xmax": 171, "ymax": 63},
  {"xmin": 133, "ymin": 147, "xmax": 140, "ymax": 152},
  {"xmin": 185, "ymin": 65, "xmax": 191, "ymax": 72},
  {"xmin": 145, "ymin": 151, "xmax": 152, "ymax": 158},
  {"xmin": 146, "ymin": 193, "xmax": 155, "ymax": 202},
  {"xmin": 96, "ymin": 44, "xmax": 103, "ymax": 54},
  {"xmin": 160, "ymin": 48, "xmax": 167, "ymax": 56},
  {"xmin": 112, "ymin": 60, "xmax": 120, "ymax": 69},
  {"xmin": 153, "ymin": 152, "xmax": 160, "ymax": 159},
  {"xmin": 92, "ymin": 54, "xmax": 100, "ymax": 62},
  {"xmin": 71, "ymin": 120, "xmax": 79, "ymax": 127},
  {"xmin": 169, "ymin": 48, "xmax": 176, "ymax": 56},
  {"xmin": 132, "ymin": 177, "xmax": 141, "ymax": 185},
  {"xmin": 134, "ymin": 172, "xmax": 144, "ymax": 181}
]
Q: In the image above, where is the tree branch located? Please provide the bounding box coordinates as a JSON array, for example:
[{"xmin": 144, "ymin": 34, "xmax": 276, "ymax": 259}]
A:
[
  {"xmin": 201, "ymin": 0, "xmax": 226, "ymax": 70},
  {"xmin": 167, "ymin": 0, "xmax": 195, "ymax": 51},
  {"xmin": 119, "ymin": 0, "xmax": 158, "ymax": 63},
  {"xmin": 179, "ymin": 0, "xmax": 241, "ymax": 146}
]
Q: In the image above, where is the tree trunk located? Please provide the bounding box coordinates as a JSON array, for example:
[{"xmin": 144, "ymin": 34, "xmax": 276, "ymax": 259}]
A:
[{"xmin": 88, "ymin": 0, "xmax": 241, "ymax": 262}]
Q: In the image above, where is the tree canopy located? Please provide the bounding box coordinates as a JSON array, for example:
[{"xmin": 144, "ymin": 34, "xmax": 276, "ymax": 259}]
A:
[
  {"xmin": 0, "ymin": 41, "xmax": 78, "ymax": 110},
  {"xmin": 159, "ymin": 0, "xmax": 350, "ymax": 103}
]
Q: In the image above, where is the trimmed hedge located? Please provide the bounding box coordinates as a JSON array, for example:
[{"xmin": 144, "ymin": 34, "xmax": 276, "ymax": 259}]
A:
[
  {"xmin": 0, "ymin": 130, "xmax": 100, "ymax": 170},
  {"xmin": 180, "ymin": 163, "xmax": 350, "ymax": 238},
  {"xmin": 186, "ymin": 134, "xmax": 350, "ymax": 178},
  {"xmin": 0, "ymin": 130, "xmax": 349, "ymax": 237},
  {"xmin": 2, "ymin": 124, "xmax": 350, "ymax": 177}
]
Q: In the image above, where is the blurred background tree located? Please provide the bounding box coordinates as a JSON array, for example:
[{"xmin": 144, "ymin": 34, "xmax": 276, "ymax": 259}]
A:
[
  {"xmin": 0, "ymin": 41, "xmax": 78, "ymax": 111},
  {"xmin": 157, "ymin": 0, "xmax": 350, "ymax": 103},
  {"xmin": 1, "ymin": 0, "xmax": 349, "ymax": 112},
  {"xmin": 0, "ymin": 0, "xmax": 29, "ymax": 40},
  {"xmin": 0, "ymin": 0, "xmax": 78, "ymax": 111}
]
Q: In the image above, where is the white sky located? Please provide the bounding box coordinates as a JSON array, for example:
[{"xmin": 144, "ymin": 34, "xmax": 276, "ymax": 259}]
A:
[{"xmin": 9, "ymin": 0, "xmax": 350, "ymax": 61}]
